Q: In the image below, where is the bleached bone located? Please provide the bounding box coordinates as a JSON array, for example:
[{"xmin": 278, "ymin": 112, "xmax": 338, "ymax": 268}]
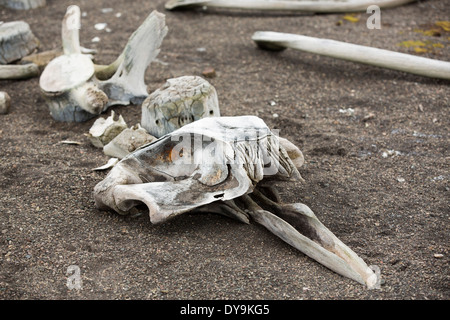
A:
[
  {"xmin": 0, "ymin": 91, "xmax": 11, "ymax": 114},
  {"xmin": 0, "ymin": 63, "xmax": 39, "ymax": 79},
  {"xmin": 39, "ymin": 6, "xmax": 168, "ymax": 122},
  {"xmin": 165, "ymin": 0, "xmax": 415, "ymax": 13},
  {"xmin": 93, "ymin": 115, "xmax": 376, "ymax": 287},
  {"xmin": 97, "ymin": 11, "xmax": 168, "ymax": 106},
  {"xmin": 92, "ymin": 157, "xmax": 119, "ymax": 171},
  {"xmin": 39, "ymin": 6, "xmax": 107, "ymax": 122},
  {"xmin": 0, "ymin": 21, "xmax": 40, "ymax": 64},
  {"xmin": 87, "ymin": 111, "xmax": 127, "ymax": 148},
  {"xmin": 141, "ymin": 76, "xmax": 220, "ymax": 138},
  {"xmin": 39, "ymin": 53, "xmax": 109, "ymax": 122},
  {"xmin": 0, "ymin": 0, "xmax": 46, "ymax": 10},
  {"xmin": 103, "ymin": 124, "xmax": 157, "ymax": 159},
  {"xmin": 252, "ymin": 31, "xmax": 450, "ymax": 80}
]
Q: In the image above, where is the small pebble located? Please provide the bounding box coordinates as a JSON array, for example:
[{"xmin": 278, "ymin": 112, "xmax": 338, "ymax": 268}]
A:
[
  {"xmin": 434, "ymin": 254, "xmax": 443, "ymax": 259},
  {"xmin": 202, "ymin": 67, "xmax": 216, "ymax": 78},
  {"xmin": 0, "ymin": 91, "xmax": 11, "ymax": 115},
  {"xmin": 94, "ymin": 23, "xmax": 107, "ymax": 31}
]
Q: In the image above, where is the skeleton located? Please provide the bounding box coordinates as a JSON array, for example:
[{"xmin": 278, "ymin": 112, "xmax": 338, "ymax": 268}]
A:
[
  {"xmin": 252, "ymin": 31, "xmax": 450, "ymax": 80},
  {"xmin": 39, "ymin": 6, "xmax": 168, "ymax": 122},
  {"xmin": 94, "ymin": 115, "xmax": 377, "ymax": 288},
  {"xmin": 165, "ymin": 0, "xmax": 416, "ymax": 13}
]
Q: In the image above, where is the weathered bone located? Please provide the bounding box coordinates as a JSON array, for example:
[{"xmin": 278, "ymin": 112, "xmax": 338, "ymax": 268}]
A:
[
  {"xmin": 94, "ymin": 116, "xmax": 298, "ymax": 218},
  {"xmin": 92, "ymin": 157, "xmax": 119, "ymax": 171},
  {"xmin": 0, "ymin": 91, "xmax": 11, "ymax": 114},
  {"xmin": 87, "ymin": 111, "xmax": 127, "ymax": 148},
  {"xmin": 97, "ymin": 11, "xmax": 168, "ymax": 106},
  {"xmin": 39, "ymin": 6, "xmax": 107, "ymax": 122},
  {"xmin": 39, "ymin": 6, "xmax": 168, "ymax": 122},
  {"xmin": 0, "ymin": 63, "xmax": 39, "ymax": 79},
  {"xmin": 240, "ymin": 190, "xmax": 377, "ymax": 287},
  {"xmin": 252, "ymin": 31, "xmax": 450, "ymax": 80},
  {"xmin": 39, "ymin": 53, "xmax": 109, "ymax": 122},
  {"xmin": 141, "ymin": 76, "xmax": 220, "ymax": 138},
  {"xmin": 0, "ymin": 0, "xmax": 46, "ymax": 10},
  {"xmin": 0, "ymin": 21, "xmax": 40, "ymax": 64},
  {"xmin": 103, "ymin": 124, "xmax": 157, "ymax": 159},
  {"xmin": 93, "ymin": 115, "xmax": 376, "ymax": 287},
  {"xmin": 165, "ymin": 0, "xmax": 416, "ymax": 13}
]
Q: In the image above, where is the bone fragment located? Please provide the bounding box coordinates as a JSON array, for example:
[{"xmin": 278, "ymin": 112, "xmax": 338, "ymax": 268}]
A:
[
  {"xmin": 0, "ymin": 63, "xmax": 39, "ymax": 79},
  {"xmin": 252, "ymin": 31, "xmax": 450, "ymax": 80},
  {"xmin": 0, "ymin": 0, "xmax": 46, "ymax": 9},
  {"xmin": 92, "ymin": 157, "xmax": 119, "ymax": 171},
  {"xmin": 103, "ymin": 124, "xmax": 157, "ymax": 159},
  {"xmin": 87, "ymin": 111, "xmax": 127, "ymax": 148},
  {"xmin": 278, "ymin": 137, "xmax": 304, "ymax": 169},
  {"xmin": 165, "ymin": 0, "xmax": 416, "ymax": 13},
  {"xmin": 0, "ymin": 91, "xmax": 11, "ymax": 114},
  {"xmin": 141, "ymin": 76, "xmax": 220, "ymax": 138},
  {"xmin": 0, "ymin": 21, "xmax": 40, "ymax": 64}
]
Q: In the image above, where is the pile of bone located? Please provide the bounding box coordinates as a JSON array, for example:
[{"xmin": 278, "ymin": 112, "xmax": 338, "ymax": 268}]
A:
[{"xmin": 88, "ymin": 75, "xmax": 220, "ymax": 165}]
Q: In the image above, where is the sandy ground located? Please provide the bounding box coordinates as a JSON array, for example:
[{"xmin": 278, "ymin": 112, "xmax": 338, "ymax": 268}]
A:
[{"xmin": 0, "ymin": 0, "xmax": 449, "ymax": 300}]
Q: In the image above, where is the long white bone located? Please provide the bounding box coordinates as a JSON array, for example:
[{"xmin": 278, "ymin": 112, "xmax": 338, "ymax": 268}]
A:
[
  {"xmin": 252, "ymin": 31, "xmax": 450, "ymax": 80},
  {"xmin": 165, "ymin": 0, "xmax": 416, "ymax": 13},
  {"xmin": 0, "ymin": 63, "xmax": 39, "ymax": 79}
]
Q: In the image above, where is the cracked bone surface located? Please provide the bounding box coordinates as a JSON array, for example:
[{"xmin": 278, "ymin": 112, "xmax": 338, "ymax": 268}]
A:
[
  {"xmin": 0, "ymin": 21, "xmax": 40, "ymax": 64},
  {"xmin": 39, "ymin": 6, "xmax": 168, "ymax": 122},
  {"xmin": 252, "ymin": 31, "xmax": 450, "ymax": 80},
  {"xmin": 141, "ymin": 76, "xmax": 220, "ymax": 138},
  {"xmin": 103, "ymin": 124, "xmax": 157, "ymax": 159},
  {"xmin": 165, "ymin": 0, "xmax": 416, "ymax": 13},
  {"xmin": 87, "ymin": 111, "xmax": 127, "ymax": 148},
  {"xmin": 94, "ymin": 115, "xmax": 376, "ymax": 287}
]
